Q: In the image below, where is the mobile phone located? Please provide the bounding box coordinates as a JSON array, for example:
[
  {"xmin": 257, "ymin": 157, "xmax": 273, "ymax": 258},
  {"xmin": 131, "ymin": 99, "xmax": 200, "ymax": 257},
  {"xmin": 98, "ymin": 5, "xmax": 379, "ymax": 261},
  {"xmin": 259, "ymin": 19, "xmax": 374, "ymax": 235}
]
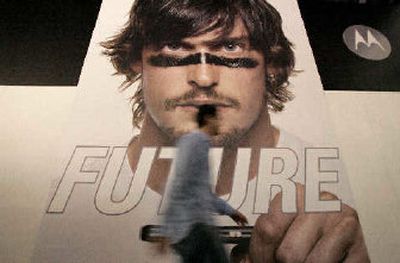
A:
[{"xmin": 140, "ymin": 225, "xmax": 253, "ymax": 244}]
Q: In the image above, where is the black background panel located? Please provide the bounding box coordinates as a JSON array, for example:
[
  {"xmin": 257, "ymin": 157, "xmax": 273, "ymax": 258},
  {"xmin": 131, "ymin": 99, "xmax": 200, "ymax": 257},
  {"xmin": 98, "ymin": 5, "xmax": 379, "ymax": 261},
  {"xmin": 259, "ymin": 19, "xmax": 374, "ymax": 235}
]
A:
[
  {"xmin": 298, "ymin": 0, "xmax": 400, "ymax": 91},
  {"xmin": 1, "ymin": 0, "xmax": 399, "ymax": 90},
  {"xmin": 0, "ymin": 0, "xmax": 102, "ymax": 86}
]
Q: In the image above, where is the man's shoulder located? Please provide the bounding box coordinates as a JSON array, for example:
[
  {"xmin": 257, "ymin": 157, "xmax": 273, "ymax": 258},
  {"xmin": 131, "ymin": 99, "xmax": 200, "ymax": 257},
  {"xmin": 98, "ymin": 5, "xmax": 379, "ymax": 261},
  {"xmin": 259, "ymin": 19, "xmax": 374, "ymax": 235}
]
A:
[{"xmin": 277, "ymin": 128, "xmax": 310, "ymax": 148}]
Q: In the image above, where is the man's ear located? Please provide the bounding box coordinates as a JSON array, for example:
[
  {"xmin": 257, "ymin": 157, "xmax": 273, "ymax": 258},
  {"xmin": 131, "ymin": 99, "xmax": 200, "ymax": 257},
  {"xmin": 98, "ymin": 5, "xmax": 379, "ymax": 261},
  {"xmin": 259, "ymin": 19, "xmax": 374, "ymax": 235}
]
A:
[
  {"xmin": 265, "ymin": 64, "xmax": 283, "ymax": 91},
  {"xmin": 131, "ymin": 60, "xmax": 143, "ymax": 74},
  {"xmin": 266, "ymin": 64, "xmax": 280, "ymax": 77}
]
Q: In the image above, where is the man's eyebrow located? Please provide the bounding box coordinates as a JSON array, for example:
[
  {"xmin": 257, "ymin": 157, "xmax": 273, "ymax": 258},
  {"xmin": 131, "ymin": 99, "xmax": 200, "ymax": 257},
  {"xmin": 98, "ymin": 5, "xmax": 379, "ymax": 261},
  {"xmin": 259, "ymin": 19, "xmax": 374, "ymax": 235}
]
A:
[
  {"xmin": 203, "ymin": 36, "xmax": 250, "ymax": 47},
  {"xmin": 161, "ymin": 40, "xmax": 196, "ymax": 50},
  {"xmin": 157, "ymin": 35, "xmax": 250, "ymax": 50},
  {"xmin": 177, "ymin": 41, "xmax": 195, "ymax": 49}
]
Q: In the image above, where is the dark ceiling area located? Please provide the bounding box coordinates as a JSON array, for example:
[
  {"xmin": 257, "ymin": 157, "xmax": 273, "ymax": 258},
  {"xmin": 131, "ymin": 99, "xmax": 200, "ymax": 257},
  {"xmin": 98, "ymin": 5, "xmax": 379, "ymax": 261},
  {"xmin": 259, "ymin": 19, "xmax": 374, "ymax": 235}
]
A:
[
  {"xmin": 0, "ymin": 0, "xmax": 102, "ymax": 86},
  {"xmin": 298, "ymin": 0, "xmax": 400, "ymax": 91},
  {"xmin": 0, "ymin": 0, "xmax": 398, "ymax": 91}
]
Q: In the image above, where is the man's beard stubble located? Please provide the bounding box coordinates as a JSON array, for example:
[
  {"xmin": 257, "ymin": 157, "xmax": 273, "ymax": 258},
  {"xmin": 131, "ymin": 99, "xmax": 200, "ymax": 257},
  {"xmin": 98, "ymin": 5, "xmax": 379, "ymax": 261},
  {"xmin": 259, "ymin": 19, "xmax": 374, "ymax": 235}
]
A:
[
  {"xmin": 158, "ymin": 88, "xmax": 265, "ymax": 148},
  {"xmin": 161, "ymin": 88, "xmax": 243, "ymax": 147},
  {"xmin": 160, "ymin": 124, "xmax": 248, "ymax": 148},
  {"xmin": 212, "ymin": 128, "xmax": 248, "ymax": 148}
]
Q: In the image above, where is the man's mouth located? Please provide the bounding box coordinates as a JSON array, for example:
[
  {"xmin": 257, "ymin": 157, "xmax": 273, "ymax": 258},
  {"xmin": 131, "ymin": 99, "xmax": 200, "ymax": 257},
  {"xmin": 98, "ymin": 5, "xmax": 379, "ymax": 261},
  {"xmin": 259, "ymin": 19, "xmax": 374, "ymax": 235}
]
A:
[
  {"xmin": 164, "ymin": 92, "xmax": 240, "ymax": 111},
  {"xmin": 175, "ymin": 99, "xmax": 233, "ymax": 108}
]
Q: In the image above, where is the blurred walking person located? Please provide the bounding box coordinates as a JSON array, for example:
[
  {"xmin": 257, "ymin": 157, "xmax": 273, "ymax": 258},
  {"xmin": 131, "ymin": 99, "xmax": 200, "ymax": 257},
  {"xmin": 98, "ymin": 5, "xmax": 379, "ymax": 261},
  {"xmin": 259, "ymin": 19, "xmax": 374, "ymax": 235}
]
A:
[{"xmin": 161, "ymin": 105, "xmax": 248, "ymax": 263}]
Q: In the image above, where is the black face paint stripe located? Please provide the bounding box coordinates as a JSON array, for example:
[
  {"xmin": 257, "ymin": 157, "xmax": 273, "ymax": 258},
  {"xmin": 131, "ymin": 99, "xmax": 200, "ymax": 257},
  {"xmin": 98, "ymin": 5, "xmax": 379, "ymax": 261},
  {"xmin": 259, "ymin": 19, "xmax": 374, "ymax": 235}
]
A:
[
  {"xmin": 148, "ymin": 53, "xmax": 201, "ymax": 67},
  {"xmin": 148, "ymin": 53, "xmax": 259, "ymax": 68},
  {"xmin": 205, "ymin": 53, "xmax": 259, "ymax": 68}
]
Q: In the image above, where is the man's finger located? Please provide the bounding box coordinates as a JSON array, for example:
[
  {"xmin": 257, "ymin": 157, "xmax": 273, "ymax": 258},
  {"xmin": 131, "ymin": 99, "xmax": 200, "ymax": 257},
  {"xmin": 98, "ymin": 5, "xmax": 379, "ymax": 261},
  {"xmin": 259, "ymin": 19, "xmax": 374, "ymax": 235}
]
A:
[
  {"xmin": 343, "ymin": 223, "xmax": 370, "ymax": 263},
  {"xmin": 274, "ymin": 191, "xmax": 341, "ymax": 262},
  {"xmin": 305, "ymin": 215, "xmax": 359, "ymax": 263},
  {"xmin": 249, "ymin": 192, "xmax": 297, "ymax": 263},
  {"xmin": 274, "ymin": 212, "xmax": 329, "ymax": 262}
]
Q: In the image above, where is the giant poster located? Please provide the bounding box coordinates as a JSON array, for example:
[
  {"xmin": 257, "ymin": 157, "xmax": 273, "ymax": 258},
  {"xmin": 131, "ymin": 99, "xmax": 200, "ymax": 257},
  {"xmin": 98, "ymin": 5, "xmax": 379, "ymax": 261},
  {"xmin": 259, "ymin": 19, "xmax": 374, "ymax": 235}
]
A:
[{"xmin": 32, "ymin": 0, "xmax": 370, "ymax": 262}]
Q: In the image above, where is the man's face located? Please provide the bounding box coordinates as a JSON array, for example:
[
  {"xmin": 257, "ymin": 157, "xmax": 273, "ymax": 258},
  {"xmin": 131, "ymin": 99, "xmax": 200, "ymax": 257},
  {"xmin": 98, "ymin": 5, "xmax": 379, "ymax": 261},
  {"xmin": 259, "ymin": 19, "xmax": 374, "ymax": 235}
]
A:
[{"xmin": 137, "ymin": 19, "xmax": 267, "ymax": 145}]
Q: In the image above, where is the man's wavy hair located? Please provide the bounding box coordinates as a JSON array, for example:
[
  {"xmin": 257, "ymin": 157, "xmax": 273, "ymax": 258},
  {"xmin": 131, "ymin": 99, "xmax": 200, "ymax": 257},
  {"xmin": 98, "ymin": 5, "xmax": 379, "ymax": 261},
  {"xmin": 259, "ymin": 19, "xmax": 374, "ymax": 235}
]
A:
[{"xmin": 102, "ymin": 0, "xmax": 295, "ymax": 128}]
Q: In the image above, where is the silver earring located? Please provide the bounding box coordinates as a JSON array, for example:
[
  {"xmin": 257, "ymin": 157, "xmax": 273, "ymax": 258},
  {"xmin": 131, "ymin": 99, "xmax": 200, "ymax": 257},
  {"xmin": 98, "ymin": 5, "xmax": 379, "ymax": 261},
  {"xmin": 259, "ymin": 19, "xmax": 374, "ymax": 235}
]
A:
[{"xmin": 267, "ymin": 73, "xmax": 277, "ymax": 87}]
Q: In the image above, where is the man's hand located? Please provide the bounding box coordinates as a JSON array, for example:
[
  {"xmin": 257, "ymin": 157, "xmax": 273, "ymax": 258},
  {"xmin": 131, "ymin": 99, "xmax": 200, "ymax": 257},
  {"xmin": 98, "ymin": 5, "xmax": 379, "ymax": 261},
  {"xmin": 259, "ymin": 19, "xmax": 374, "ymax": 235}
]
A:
[
  {"xmin": 230, "ymin": 210, "xmax": 249, "ymax": 226},
  {"xmin": 248, "ymin": 184, "xmax": 370, "ymax": 263}
]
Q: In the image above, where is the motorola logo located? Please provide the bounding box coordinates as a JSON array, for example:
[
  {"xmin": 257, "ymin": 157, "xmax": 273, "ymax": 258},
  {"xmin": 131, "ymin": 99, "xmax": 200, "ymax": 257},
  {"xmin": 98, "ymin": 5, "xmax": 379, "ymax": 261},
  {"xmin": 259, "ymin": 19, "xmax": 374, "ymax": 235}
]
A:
[{"xmin": 343, "ymin": 25, "xmax": 392, "ymax": 61}]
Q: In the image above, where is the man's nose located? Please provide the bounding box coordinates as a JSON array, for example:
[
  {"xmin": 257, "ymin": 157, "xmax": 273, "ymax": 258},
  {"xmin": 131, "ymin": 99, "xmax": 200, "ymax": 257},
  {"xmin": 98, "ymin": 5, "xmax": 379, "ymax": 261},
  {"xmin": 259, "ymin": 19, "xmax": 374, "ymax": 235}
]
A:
[{"xmin": 187, "ymin": 59, "xmax": 219, "ymax": 89}]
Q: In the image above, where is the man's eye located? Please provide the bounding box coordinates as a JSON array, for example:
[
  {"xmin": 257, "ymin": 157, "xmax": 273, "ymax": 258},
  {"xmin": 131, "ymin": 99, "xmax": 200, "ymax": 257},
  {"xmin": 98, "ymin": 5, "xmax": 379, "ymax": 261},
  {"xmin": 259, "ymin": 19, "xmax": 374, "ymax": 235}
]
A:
[
  {"xmin": 223, "ymin": 42, "xmax": 242, "ymax": 52},
  {"xmin": 163, "ymin": 43, "xmax": 183, "ymax": 51}
]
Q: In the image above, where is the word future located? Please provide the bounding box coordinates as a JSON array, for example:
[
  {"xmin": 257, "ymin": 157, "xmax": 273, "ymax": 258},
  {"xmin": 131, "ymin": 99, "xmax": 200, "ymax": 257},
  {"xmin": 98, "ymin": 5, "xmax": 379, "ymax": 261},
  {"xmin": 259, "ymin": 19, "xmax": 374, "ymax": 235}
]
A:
[{"xmin": 47, "ymin": 146, "xmax": 341, "ymax": 215}]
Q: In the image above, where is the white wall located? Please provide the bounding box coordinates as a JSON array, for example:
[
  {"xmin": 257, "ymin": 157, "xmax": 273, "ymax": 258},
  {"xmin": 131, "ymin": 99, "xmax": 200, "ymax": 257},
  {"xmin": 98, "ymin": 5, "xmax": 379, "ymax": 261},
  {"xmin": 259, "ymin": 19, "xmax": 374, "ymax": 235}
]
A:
[{"xmin": 0, "ymin": 87, "xmax": 77, "ymax": 263}]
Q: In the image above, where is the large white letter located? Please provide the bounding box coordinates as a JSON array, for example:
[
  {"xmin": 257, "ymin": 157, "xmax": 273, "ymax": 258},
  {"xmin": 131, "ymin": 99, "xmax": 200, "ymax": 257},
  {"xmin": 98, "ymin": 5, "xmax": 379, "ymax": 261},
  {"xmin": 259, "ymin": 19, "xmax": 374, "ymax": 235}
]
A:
[
  {"xmin": 223, "ymin": 148, "xmax": 251, "ymax": 208},
  {"xmin": 305, "ymin": 148, "xmax": 341, "ymax": 212},
  {"xmin": 47, "ymin": 146, "xmax": 110, "ymax": 213},
  {"xmin": 254, "ymin": 148, "xmax": 298, "ymax": 213},
  {"xmin": 157, "ymin": 147, "xmax": 177, "ymax": 214},
  {"xmin": 209, "ymin": 147, "xmax": 223, "ymax": 190},
  {"xmin": 95, "ymin": 147, "xmax": 157, "ymax": 215}
]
